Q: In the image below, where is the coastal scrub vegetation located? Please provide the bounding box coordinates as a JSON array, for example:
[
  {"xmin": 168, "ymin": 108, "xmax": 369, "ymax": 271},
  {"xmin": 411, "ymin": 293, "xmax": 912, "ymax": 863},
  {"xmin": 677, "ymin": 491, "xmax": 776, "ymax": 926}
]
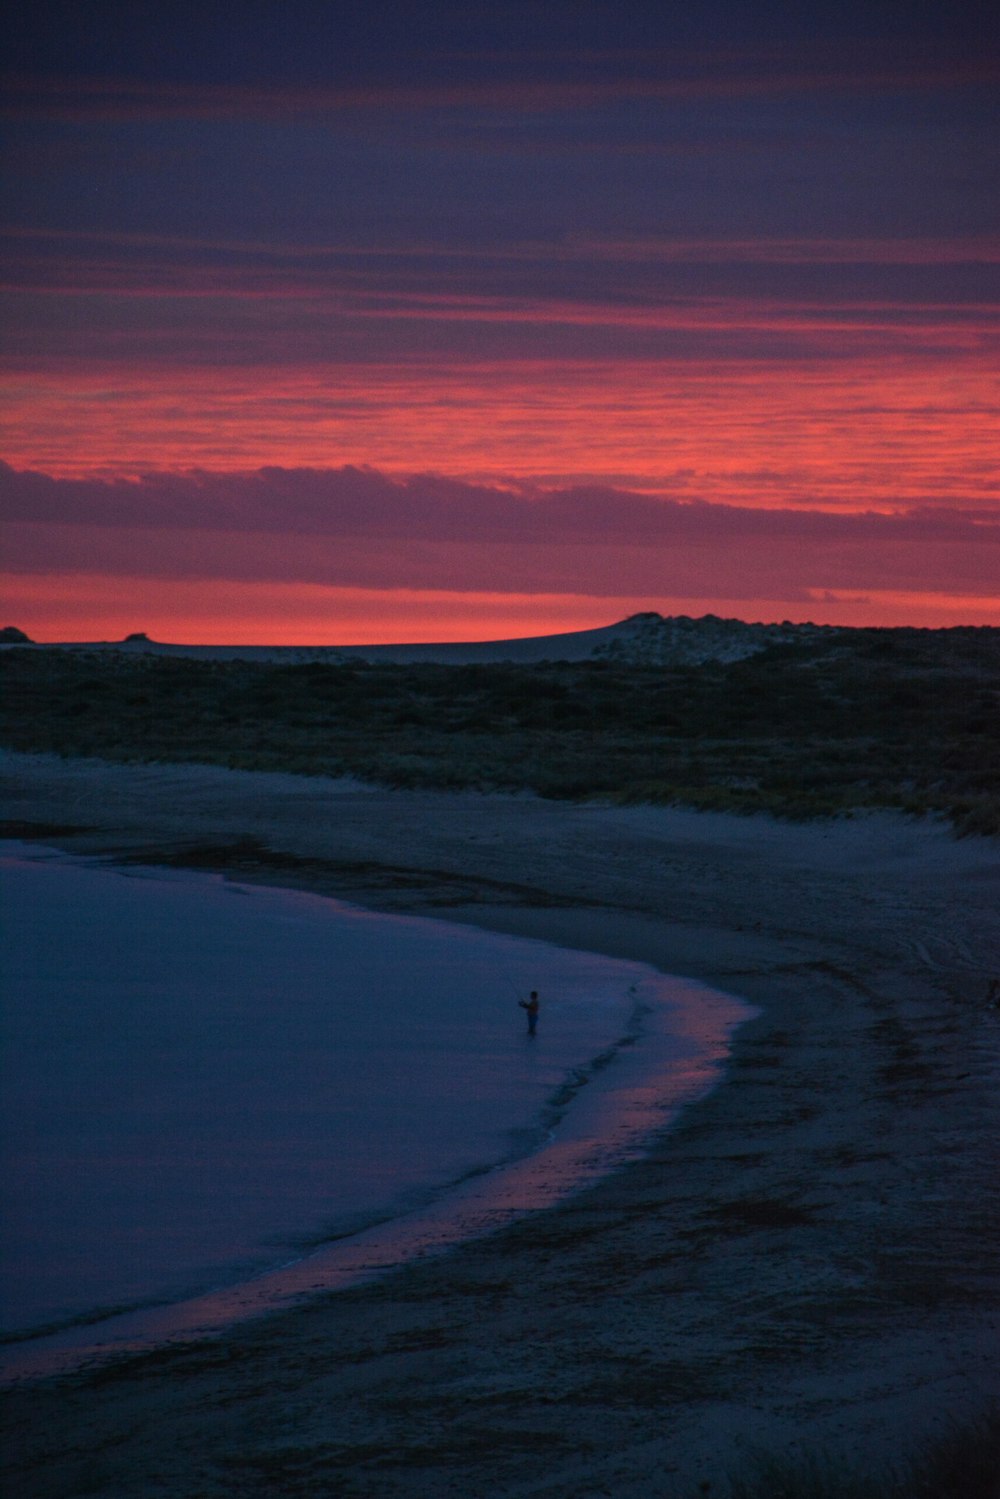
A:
[{"xmin": 2, "ymin": 628, "xmax": 997, "ymax": 832}]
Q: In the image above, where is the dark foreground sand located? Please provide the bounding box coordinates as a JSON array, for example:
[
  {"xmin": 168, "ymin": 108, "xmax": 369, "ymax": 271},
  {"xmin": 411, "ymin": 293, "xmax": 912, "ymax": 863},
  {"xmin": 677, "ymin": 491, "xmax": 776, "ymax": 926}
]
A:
[{"xmin": 2, "ymin": 752, "xmax": 999, "ymax": 1497}]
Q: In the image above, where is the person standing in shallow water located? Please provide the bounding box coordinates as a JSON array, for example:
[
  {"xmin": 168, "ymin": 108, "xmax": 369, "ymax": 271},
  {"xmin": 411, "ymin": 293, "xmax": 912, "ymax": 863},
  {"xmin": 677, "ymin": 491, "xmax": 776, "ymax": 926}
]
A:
[{"xmin": 519, "ymin": 991, "xmax": 540, "ymax": 1036}]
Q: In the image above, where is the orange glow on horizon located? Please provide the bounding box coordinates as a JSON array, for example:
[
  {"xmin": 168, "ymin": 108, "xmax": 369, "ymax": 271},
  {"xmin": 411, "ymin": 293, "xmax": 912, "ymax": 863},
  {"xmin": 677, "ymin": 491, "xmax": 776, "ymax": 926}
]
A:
[{"xmin": 4, "ymin": 574, "xmax": 998, "ymax": 645}]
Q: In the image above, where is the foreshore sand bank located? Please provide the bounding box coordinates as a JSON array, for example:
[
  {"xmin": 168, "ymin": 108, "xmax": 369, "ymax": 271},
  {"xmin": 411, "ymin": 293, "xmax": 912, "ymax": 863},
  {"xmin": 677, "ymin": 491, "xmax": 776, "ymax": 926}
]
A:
[{"xmin": 2, "ymin": 751, "xmax": 999, "ymax": 1496}]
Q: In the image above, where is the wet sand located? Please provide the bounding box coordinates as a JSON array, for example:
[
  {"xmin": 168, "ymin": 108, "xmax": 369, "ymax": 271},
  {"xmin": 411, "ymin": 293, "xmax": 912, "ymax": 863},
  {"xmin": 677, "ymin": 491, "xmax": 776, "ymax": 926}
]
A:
[{"xmin": 2, "ymin": 752, "xmax": 999, "ymax": 1496}]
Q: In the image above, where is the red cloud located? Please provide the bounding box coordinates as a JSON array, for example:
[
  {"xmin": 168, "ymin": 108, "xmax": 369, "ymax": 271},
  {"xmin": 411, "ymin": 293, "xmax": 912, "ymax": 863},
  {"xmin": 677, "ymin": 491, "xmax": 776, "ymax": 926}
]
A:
[{"xmin": 3, "ymin": 463, "xmax": 997, "ymax": 603}]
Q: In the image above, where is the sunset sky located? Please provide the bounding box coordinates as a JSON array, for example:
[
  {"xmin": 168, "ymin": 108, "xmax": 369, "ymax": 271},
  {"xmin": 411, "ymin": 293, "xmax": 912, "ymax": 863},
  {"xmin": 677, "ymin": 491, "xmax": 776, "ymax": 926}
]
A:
[{"xmin": 2, "ymin": 0, "xmax": 998, "ymax": 642}]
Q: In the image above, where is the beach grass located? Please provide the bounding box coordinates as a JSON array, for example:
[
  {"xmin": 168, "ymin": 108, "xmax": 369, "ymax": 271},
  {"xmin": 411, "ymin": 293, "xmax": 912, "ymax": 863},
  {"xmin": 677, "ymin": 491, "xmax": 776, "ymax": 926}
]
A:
[{"xmin": 3, "ymin": 629, "xmax": 997, "ymax": 832}]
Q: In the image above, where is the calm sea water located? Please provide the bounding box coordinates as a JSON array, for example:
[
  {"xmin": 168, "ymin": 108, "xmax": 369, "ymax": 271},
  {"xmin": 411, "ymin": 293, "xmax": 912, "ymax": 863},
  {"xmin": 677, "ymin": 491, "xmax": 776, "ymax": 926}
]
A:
[{"xmin": 0, "ymin": 841, "xmax": 751, "ymax": 1363}]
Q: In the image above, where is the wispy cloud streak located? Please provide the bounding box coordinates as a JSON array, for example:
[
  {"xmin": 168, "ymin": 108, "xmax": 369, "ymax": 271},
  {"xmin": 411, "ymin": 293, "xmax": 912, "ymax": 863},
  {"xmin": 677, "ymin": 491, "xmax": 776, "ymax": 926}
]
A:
[
  {"xmin": 4, "ymin": 463, "xmax": 997, "ymax": 615},
  {"xmin": 3, "ymin": 360, "xmax": 995, "ymax": 516},
  {"xmin": 5, "ymin": 48, "xmax": 995, "ymax": 123},
  {"xmin": 4, "ymin": 462, "xmax": 997, "ymax": 543}
]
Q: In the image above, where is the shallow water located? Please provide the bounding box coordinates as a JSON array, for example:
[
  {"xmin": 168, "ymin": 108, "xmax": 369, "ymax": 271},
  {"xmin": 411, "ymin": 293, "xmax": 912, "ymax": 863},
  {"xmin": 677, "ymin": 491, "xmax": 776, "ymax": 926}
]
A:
[{"xmin": 0, "ymin": 841, "xmax": 752, "ymax": 1374}]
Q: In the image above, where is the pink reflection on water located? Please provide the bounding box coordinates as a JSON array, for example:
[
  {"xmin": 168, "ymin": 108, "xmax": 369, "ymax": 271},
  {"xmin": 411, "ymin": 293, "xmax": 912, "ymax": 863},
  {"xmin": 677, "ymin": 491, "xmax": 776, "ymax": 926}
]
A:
[{"xmin": 1, "ymin": 972, "xmax": 751, "ymax": 1385}]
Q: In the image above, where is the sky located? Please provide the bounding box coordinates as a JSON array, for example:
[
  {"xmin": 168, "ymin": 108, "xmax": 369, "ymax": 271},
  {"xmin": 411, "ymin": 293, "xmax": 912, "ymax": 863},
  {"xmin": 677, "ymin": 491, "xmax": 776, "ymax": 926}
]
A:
[{"xmin": 2, "ymin": 0, "xmax": 998, "ymax": 642}]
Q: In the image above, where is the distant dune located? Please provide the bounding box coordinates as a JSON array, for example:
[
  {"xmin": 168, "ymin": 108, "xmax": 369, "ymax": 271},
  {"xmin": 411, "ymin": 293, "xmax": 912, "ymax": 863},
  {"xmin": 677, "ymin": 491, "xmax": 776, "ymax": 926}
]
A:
[{"xmin": 4, "ymin": 612, "xmax": 842, "ymax": 667}]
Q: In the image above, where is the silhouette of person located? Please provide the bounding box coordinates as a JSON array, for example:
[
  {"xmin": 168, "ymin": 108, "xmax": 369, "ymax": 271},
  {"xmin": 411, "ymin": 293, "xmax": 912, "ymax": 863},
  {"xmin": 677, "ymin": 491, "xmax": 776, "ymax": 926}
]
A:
[{"xmin": 519, "ymin": 990, "xmax": 540, "ymax": 1036}]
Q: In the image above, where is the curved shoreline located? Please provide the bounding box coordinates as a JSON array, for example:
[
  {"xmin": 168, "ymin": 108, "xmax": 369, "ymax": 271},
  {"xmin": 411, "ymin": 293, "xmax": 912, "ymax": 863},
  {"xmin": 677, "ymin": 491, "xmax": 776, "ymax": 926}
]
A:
[
  {"xmin": 0, "ymin": 861, "xmax": 751, "ymax": 1381},
  {"xmin": 2, "ymin": 753, "xmax": 999, "ymax": 1496}
]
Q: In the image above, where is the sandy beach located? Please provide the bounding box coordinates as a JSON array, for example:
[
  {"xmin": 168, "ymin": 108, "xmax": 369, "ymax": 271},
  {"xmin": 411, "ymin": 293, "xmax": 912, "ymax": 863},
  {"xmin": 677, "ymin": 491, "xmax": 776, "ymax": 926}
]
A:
[{"xmin": 2, "ymin": 750, "xmax": 999, "ymax": 1496}]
